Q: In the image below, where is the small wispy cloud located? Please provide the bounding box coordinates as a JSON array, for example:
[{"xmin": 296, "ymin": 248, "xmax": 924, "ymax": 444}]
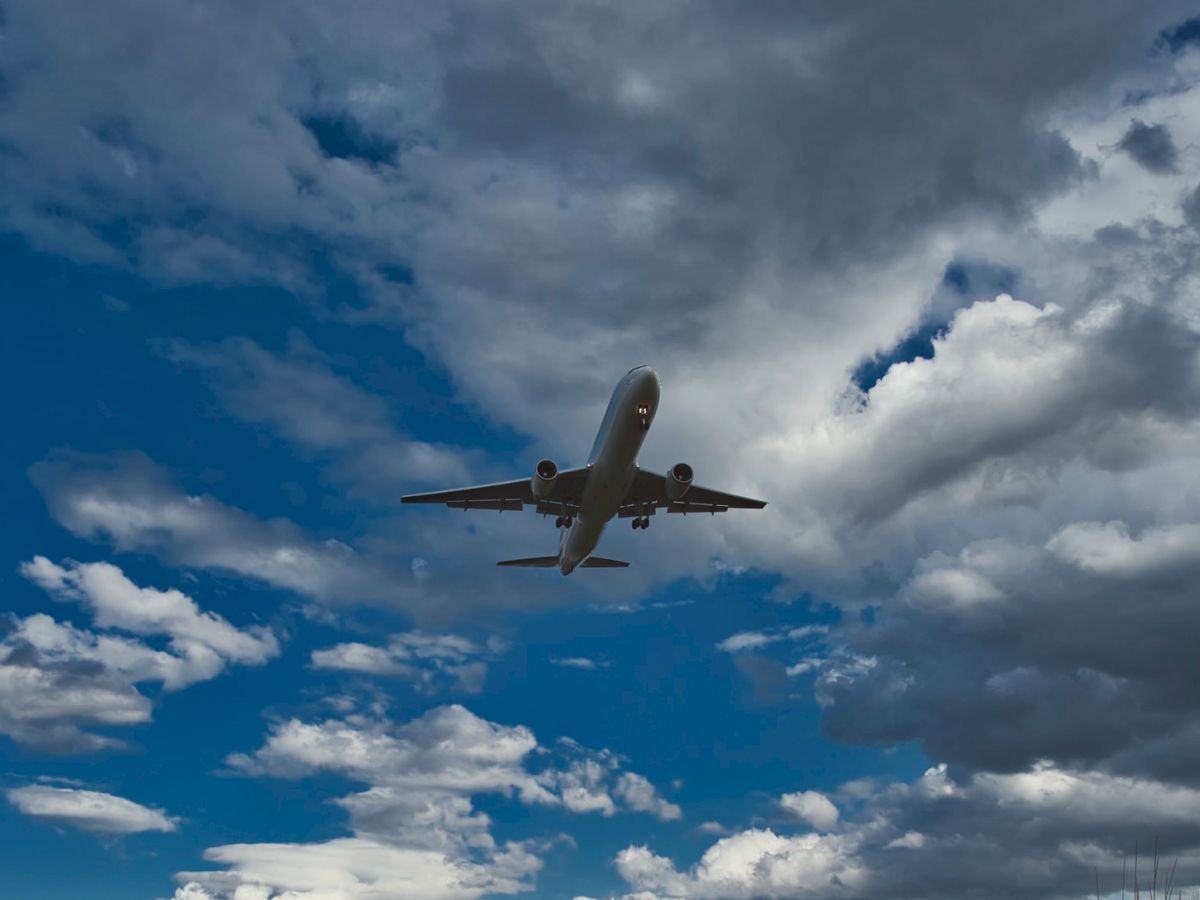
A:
[
  {"xmin": 311, "ymin": 632, "xmax": 506, "ymax": 694},
  {"xmin": 7, "ymin": 785, "xmax": 178, "ymax": 835},
  {"xmin": 550, "ymin": 656, "xmax": 611, "ymax": 671},
  {"xmin": 716, "ymin": 625, "xmax": 828, "ymax": 654}
]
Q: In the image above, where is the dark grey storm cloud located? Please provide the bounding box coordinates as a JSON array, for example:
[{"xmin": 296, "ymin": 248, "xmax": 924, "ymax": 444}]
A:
[
  {"xmin": 1118, "ymin": 118, "xmax": 1181, "ymax": 172},
  {"xmin": 0, "ymin": 0, "xmax": 1192, "ymax": 441},
  {"xmin": 1183, "ymin": 183, "xmax": 1200, "ymax": 228}
]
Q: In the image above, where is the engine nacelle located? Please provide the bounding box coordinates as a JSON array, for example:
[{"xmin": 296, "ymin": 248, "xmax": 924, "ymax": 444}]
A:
[
  {"xmin": 665, "ymin": 462, "xmax": 693, "ymax": 502},
  {"xmin": 532, "ymin": 458, "xmax": 559, "ymax": 500}
]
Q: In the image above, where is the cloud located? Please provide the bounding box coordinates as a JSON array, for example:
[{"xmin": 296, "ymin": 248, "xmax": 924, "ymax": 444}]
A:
[
  {"xmin": 717, "ymin": 626, "xmax": 828, "ymax": 655},
  {"xmin": 617, "ymin": 762, "xmax": 1200, "ymax": 899},
  {"xmin": 615, "ymin": 773, "xmax": 683, "ymax": 823},
  {"xmin": 21, "ymin": 556, "xmax": 278, "ymax": 671},
  {"xmin": 617, "ymin": 830, "xmax": 866, "ymax": 900},
  {"xmin": 1117, "ymin": 119, "xmax": 1180, "ymax": 173},
  {"xmin": 176, "ymin": 837, "xmax": 542, "ymax": 900},
  {"xmin": 312, "ymin": 631, "xmax": 506, "ymax": 693},
  {"xmin": 184, "ymin": 705, "xmax": 678, "ymax": 897},
  {"xmin": 0, "ymin": 0, "xmax": 1176, "ymax": 461},
  {"xmin": 0, "ymin": 631, "xmax": 151, "ymax": 752},
  {"xmin": 715, "ymin": 631, "xmax": 782, "ymax": 654},
  {"xmin": 7, "ymin": 784, "xmax": 177, "ymax": 835},
  {"xmin": 161, "ymin": 334, "xmax": 474, "ymax": 496},
  {"xmin": 779, "ymin": 791, "xmax": 839, "ymax": 832},
  {"xmin": 31, "ymin": 450, "xmax": 428, "ymax": 610},
  {"xmin": 1048, "ymin": 520, "xmax": 1200, "ymax": 580},
  {"xmin": 29, "ymin": 450, "xmax": 585, "ymax": 619},
  {"xmin": 549, "ymin": 656, "xmax": 610, "ymax": 671},
  {"xmin": 0, "ymin": 557, "xmax": 277, "ymax": 751}
]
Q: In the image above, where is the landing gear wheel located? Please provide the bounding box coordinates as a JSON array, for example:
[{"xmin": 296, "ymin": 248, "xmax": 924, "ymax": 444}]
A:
[
  {"xmin": 641, "ymin": 516, "xmax": 650, "ymax": 529},
  {"xmin": 632, "ymin": 518, "xmax": 641, "ymax": 530},
  {"xmin": 565, "ymin": 517, "xmax": 574, "ymax": 528},
  {"xmin": 555, "ymin": 516, "xmax": 563, "ymax": 528}
]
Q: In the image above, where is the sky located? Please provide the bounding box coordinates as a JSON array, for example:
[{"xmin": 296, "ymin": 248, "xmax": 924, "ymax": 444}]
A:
[{"xmin": 3, "ymin": 1, "xmax": 1200, "ymax": 898}]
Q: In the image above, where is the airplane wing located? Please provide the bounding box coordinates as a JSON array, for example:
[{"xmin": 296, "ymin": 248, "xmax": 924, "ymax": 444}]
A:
[
  {"xmin": 401, "ymin": 467, "xmax": 591, "ymax": 514},
  {"xmin": 619, "ymin": 467, "xmax": 767, "ymax": 517}
]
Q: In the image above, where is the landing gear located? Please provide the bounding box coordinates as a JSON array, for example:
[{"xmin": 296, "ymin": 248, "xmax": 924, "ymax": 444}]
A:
[
  {"xmin": 565, "ymin": 517, "xmax": 573, "ymax": 528},
  {"xmin": 632, "ymin": 518, "xmax": 640, "ymax": 530},
  {"xmin": 555, "ymin": 516, "xmax": 564, "ymax": 528},
  {"xmin": 631, "ymin": 516, "xmax": 650, "ymax": 530}
]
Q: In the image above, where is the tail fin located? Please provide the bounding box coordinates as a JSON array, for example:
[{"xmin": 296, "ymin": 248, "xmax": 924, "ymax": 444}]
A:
[
  {"xmin": 579, "ymin": 557, "xmax": 629, "ymax": 568},
  {"xmin": 497, "ymin": 556, "xmax": 559, "ymax": 568}
]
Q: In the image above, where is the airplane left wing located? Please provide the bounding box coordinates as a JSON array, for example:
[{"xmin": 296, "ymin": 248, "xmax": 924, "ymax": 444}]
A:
[
  {"xmin": 401, "ymin": 468, "xmax": 591, "ymax": 512},
  {"xmin": 620, "ymin": 467, "xmax": 766, "ymax": 516}
]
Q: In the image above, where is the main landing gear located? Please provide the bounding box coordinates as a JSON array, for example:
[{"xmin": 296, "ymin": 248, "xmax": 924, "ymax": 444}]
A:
[
  {"xmin": 555, "ymin": 516, "xmax": 574, "ymax": 528},
  {"xmin": 631, "ymin": 516, "xmax": 650, "ymax": 530}
]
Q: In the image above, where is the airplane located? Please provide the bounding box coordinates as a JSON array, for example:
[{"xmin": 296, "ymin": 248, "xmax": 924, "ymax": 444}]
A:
[{"xmin": 401, "ymin": 366, "xmax": 766, "ymax": 574}]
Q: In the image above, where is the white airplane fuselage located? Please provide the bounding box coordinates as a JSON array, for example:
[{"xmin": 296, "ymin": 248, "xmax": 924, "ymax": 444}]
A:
[{"xmin": 558, "ymin": 366, "xmax": 660, "ymax": 574}]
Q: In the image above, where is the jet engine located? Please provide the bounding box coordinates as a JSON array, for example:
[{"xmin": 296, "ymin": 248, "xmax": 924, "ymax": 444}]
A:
[
  {"xmin": 665, "ymin": 462, "xmax": 693, "ymax": 501},
  {"xmin": 532, "ymin": 459, "xmax": 558, "ymax": 500}
]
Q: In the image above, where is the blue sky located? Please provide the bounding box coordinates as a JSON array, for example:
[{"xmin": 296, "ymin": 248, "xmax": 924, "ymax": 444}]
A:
[{"xmin": 4, "ymin": 3, "xmax": 1200, "ymax": 899}]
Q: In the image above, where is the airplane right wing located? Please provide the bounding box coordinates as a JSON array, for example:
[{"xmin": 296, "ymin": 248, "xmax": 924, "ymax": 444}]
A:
[{"xmin": 621, "ymin": 467, "xmax": 767, "ymax": 516}]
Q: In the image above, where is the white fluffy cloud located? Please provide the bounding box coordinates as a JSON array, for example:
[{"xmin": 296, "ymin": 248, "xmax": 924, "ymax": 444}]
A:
[
  {"xmin": 7, "ymin": 784, "xmax": 177, "ymax": 835},
  {"xmin": 0, "ymin": 557, "xmax": 277, "ymax": 750},
  {"xmin": 21, "ymin": 556, "xmax": 277, "ymax": 671},
  {"xmin": 176, "ymin": 837, "xmax": 541, "ymax": 900},
  {"xmin": 617, "ymin": 830, "xmax": 866, "ymax": 900},
  {"xmin": 779, "ymin": 791, "xmax": 839, "ymax": 832},
  {"xmin": 183, "ymin": 705, "xmax": 681, "ymax": 898}
]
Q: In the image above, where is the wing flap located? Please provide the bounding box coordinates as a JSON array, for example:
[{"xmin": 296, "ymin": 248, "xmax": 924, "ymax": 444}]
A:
[
  {"xmin": 666, "ymin": 501, "xmax": 730, "ymax": 515},
  {"xmin": 624, "ymin": 467, "xmax": 766, "ymax": 511},
  {"xmin": 446, "ymin": 499, "xmax": 525, "ymax": 511}
]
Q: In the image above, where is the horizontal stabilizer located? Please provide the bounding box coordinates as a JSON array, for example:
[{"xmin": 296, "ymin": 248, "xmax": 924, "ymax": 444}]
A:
[
  {"xmin": 497, "ymin": 556, "xmax": 559, "ymax": 568},
  {"xmin": 579, "ymin": 557, "xmax": 629, "ymax": 568}
]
